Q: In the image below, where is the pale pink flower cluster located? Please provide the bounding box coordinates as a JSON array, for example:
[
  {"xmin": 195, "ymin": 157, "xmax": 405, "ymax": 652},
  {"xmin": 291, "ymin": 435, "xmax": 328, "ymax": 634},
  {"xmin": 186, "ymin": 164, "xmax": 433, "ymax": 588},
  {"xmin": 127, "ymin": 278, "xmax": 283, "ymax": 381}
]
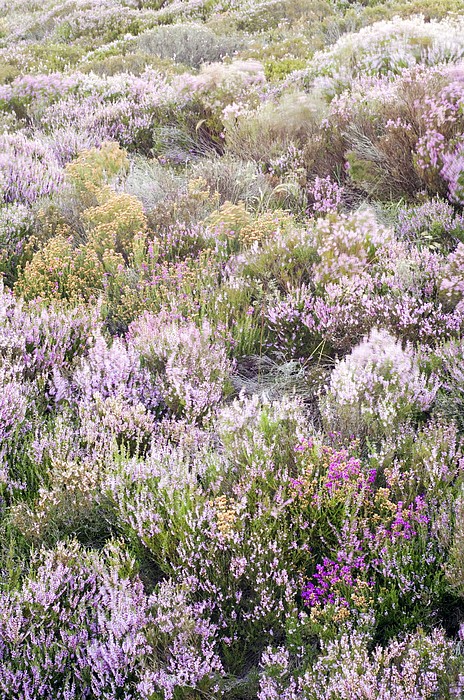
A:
[{"xmin": 322, "ymin": 328, "xmax": 437, "ymax": 436}]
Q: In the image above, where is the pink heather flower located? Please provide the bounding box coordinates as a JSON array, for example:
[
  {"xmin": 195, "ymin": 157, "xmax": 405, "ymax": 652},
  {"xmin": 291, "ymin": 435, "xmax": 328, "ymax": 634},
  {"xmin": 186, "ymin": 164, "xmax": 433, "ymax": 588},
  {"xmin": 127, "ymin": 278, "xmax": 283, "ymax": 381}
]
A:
[{"xmin": 307, "ymin": 176, "xmax": 344, "ymax": 215}]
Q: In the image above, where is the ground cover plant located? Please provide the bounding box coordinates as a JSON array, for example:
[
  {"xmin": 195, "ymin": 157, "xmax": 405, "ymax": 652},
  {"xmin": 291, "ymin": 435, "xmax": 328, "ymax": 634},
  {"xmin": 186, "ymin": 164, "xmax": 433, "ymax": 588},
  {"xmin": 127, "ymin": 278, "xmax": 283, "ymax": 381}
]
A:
[{"xmin": 1, "ymin": 0, "xmax": 464, "ymax": 697}]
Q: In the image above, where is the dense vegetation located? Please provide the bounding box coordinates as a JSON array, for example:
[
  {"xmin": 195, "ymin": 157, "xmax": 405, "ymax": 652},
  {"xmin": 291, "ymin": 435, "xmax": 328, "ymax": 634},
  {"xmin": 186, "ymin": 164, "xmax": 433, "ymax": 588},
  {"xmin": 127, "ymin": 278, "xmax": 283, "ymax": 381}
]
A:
[{"xmin": 1, "ymin": 0, "xmax": 464, "ymax": 697}]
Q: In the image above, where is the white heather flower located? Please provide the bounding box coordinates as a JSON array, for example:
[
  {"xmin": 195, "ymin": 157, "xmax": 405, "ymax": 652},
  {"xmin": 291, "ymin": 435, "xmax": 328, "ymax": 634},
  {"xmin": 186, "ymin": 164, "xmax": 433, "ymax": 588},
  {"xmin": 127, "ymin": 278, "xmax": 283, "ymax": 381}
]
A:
[{"xmin": 322, "ymin": 328, "xmax": 437, "ymax": 437}]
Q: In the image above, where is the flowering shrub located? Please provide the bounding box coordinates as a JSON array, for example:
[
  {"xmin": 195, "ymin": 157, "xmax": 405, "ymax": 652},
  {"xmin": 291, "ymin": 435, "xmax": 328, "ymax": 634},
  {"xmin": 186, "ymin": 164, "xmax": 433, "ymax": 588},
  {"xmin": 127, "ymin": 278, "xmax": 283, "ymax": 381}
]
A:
[
  {"xmin": 0, "ymin": 540, "xmax": 150, "ymax": 699},
  {"xmin": 72, "ymin": 331, "xmax": 160, "ymax": 409},
  {"xmin": 443, "ymin": 149, "xmax": 464, "ymax": 204},
  {"xmin": 128, "ymin": 311, "xmax": 232, "ymax": 421},
  {"xmin": 439, "ymin": 243, "xmax": 464, "ymax": 311},
  {"xmin": 397, "ymin": 198, "xmax": 464, "ymax": 249},
  {"xmin": 0, "ymin": 283, "xmax": 97, "ymax": 385},
  {"xmin": 414, "ymin": 75, "xmax": 464, "ymax": 200},
  {"xmin": 186, "ymin": 58, "xmax": 266, "ymax": 115},
  {"xmin": 2, "ymin": 0, "xmax": 464, "ymax": 696},
  {"xmin": 307, "ymin": 175, "xmax": 344, "ymax": 215},
  {"xmin": 65, "ymin": 140, "xmax": 129, "ymax": 197},
  {"xmin": 0, "ymin": 133, "xmax": 64, "ymax": 205},
  {"xmin": 138, "ymin": 579, "xmax": 223, "ymax": 699},
  {"xmin": 15, "ymin": 233, "xmax": 107, "ymax": 303},
  {"xmin": 321, "ymin": 328, "xmax": 437, "ymax": 438},
  {"xmin": 310, "ymin": 16, "xmax": 464, "ymax": 97},
  {"xmin": 328, "ymin": 63, "xmax": 464, "ymax": 200},
  {"xmin": 259, "ymin": 627, "xmax": 459, "ymax": 700},
  {"xmin": 312, "ymin": 208, "xmax": 391, "ymax": 286},
  {"xmin": 0, "ymin": 363, "xmax": 30, "ymax": 445}
]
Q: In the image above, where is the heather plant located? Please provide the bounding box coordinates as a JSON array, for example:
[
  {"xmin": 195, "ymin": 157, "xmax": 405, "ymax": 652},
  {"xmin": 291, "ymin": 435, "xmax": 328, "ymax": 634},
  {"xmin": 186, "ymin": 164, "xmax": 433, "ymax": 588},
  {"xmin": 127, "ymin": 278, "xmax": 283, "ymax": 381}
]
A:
[
  {"xmin": 446, "ymin": 488, "xmax": 464, "ymax": 598},
  {"xmin": 128, "ymin": 311, "xmax": 232, "ymax": 421},
  {"xmin": 0, "ymin": 133, "xmax": 64, "ymax": 206},
  {"xmin": 321, "ymin": 328, "xmax": 438, "ymax": 440},
  {"xmin": 414, "ymin": 74, "xmax": 464, "ymax": 200},
  {"xmin": 306, "ymin": 175, "xmax": 344, "ymax": 216},
  {"xmin": 0, "ymin": 284, "xmax": 98, "ymax": 386},
  {"xmin": 310, "ymin": 16, "xmax": 464, "ymax": 98},
  {"xmin": 370, "ymin": 0, "xmax": 464, "ymax": 20},
  {"xmin": 107, "ymin": 418, "xmax": 303, "ymax": 678},
  {"xmin": 439, "ymin": 243, "xmax": 464, "ymax": 312},
  {"xmin": 289, "ymin": 436, "xmax": 454, "ymax": 644},
  {"xmin": 79, "ymin": 51, "xmax": 170, "ymax": 78},
  {"xmin": 264, "ymin": 284, "xmax": 325, "ymax": 360},
  {"xmin": 262, "ymin": 231, "xmax": 462, "ymax": 359},
  {"xmin": 0, "ymin": 364, "xmax": 30, "ymax": 448},
  {"xmin": 216, "ymin": 391, "xmax": 308, "ymax": 470},
  {"xmin": 312, "ymin": 208, "xmax": 392, "ymax": 287},
  {"xmin": 35, "ymin": 69, "xmax": 184, "ymax": 153},
  {"xmin": 0, "ymin": 72, "xmax": 81, "ymax": 126},
  {"xmin": 232, "ymin": 0, "xmax": 334, "ymax": 33},
  {"xmin": 0, "ymin": 539, "xmax": 151, "ymax": 699},
  {"xmin": 434, "ymin": 339, "xmax": 464, "ymax": 433},
  {"xmin": 26, "ymin": 1, "xmax": 147, "ymax": 44},
  {"xmin": 181, "ymin": 58, "xmax": 266, "ymax": 121},
  {"xmin": 397, "ymin": 198, "xmax": 464, "ymax": 250},
  {"xmin": 108, "ymin": 246, "xmax": 222, "ymax": 331},
  {"xmin": 204, "ymin": 274, "xmax": 266, "ymax": 358},
  {"xmin": 137, "ymin": 579, "xmax": 223, "ymax": 699},
  {"xmin": 258, "ymin": 626, "xmax": 462, "ymax": 699},
  {"xmin": 72, "ymin": 331, "xmax": 161, "ymax": 411},
  {"xmin": 0, "ymin": 202, "xmax": 33, "ymax": 286},
  {"xmin": 11, "ymin": 423, "xmax": 112, "ymax": 546},
  {"xmin": 442, "ymin": 144, "xmax": 464, "ymax": 206},
  {"xmin": 2, "ymin": 0, "xmax": 464, "ymax": 695},
  {"xmin": 26, "ymin": 41, "xmax": 84, "ymax": 71},
  {"xmin": 10, "ymin": 396, "xmax": 153, "ymax": 549},
  {"xmin": 377, "ymin": 419, "xmax": 464, "ymax": 503},
  {"xmin": 328, "ymin": 64, "xmax": 462, "ymax": 200},
  {"xmin": 228, "ymin": 222, "xmax": 316, "ymax": 292},
  {"xmin": 104, "ymin": 440, "xmax": 214, "ymax": 578}
]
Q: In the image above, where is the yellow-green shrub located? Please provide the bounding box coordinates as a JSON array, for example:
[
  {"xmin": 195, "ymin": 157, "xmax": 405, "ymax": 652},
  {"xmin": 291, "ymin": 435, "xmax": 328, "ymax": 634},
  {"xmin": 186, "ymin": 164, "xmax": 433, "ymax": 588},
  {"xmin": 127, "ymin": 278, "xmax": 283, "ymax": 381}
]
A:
[
  {"xmin": 84, "ymin": 188, "xmax": 147, "ymax": 261},
  {"xmin": 27, "ymin": 43, "xmax": 84, "ymax": 71},
  {"xmin": 15, "ymin": 234, "xmax": 105, "ymax": 303},
  {"xmin": 264, "ymin": 57, "xmax": 307, "ymax": 81},
  {"xmin": 205, "ymin": 201, "xmax": 253, "ymax": 235},
  {"xmin": 65, "ymin": 142, "xmax": 129, "ymax": 200},
  {"xmin": 205, "ymin": 202, "xmax": 295, "ymax": 251},
  {"xmin": 78, "ymin": 53, "xmax": 184, "ymax": 77}
]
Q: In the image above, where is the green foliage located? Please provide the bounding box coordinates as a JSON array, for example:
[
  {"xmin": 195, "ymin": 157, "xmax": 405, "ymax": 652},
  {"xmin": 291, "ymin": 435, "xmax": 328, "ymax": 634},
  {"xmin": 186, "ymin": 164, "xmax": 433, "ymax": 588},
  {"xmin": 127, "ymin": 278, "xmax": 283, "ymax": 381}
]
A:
[
  {"xmin": 264, "ymin": 57, "xmax": 307, "ymax": 81},
  {"xmin": 27, "ymin": 43, "xmax": 84, "ymax": 71}
]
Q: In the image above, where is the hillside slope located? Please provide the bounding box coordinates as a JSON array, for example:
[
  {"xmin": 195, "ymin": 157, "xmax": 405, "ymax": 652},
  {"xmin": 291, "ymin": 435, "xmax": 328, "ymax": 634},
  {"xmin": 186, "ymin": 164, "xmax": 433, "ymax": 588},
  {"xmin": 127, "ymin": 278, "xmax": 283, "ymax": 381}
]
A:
[{"xmin": 1, "ymin": 0, "xmax": 464, "ymax": 697}]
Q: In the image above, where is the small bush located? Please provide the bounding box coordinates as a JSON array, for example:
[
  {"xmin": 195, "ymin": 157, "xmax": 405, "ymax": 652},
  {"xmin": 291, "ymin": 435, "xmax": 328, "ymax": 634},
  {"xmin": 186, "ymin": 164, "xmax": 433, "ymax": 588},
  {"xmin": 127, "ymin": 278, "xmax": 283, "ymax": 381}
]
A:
[
  {"xmin": 321, "ymin": 328, "xmax": 437, "ymax": 440},
  {"xmin": 224, "ymin": 91, "xmax": 322, "ymax": 165},
  {"xmin": 136, "ymin": 23, "xmax": 243, "ymax": 69}
]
